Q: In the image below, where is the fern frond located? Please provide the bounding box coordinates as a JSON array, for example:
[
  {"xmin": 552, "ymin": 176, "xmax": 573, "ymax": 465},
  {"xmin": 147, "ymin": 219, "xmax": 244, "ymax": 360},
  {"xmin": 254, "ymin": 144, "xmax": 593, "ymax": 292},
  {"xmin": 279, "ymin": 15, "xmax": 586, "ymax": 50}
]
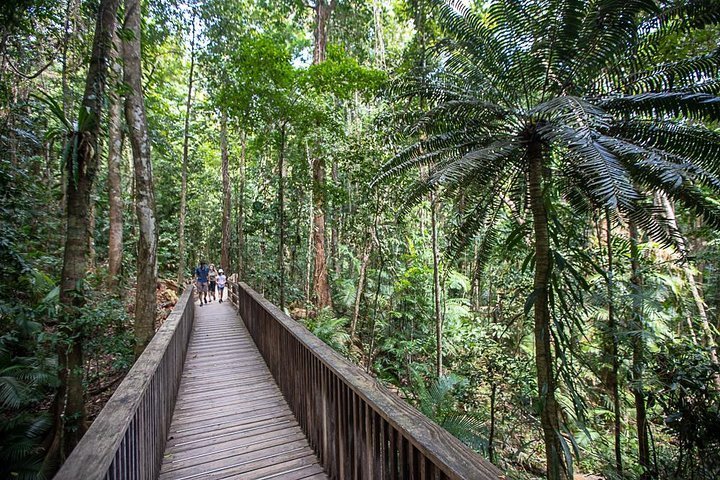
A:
[
  {"xmin": 543, "ymin": 125, "xmax": 640, "ymax": 209},
  {"xmin": 429, "ymin": 140, "xmax": 520, "ymax": 187},
  {"xmin": 638, "ymin": 0, "xmax": 720, "ymax": 48},
  {"xmin": 618, "ymin": 48, "xmax": 720, "ymax": 94},
  {"xmin": 598, "ymin": 91, "xmax": 720, "ymax": 122},
  {"xmin": 611, "ymin": 120, "xmax": 720, "ymax": 175}
]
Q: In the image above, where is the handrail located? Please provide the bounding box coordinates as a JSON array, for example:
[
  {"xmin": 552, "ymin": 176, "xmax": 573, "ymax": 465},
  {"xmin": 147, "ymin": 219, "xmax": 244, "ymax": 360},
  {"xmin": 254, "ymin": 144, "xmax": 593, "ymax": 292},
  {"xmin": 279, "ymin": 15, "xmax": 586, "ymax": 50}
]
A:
[
  {"xmin": 54, "ymin": 286, "xmax": 195, "ymax": 480},
  {"xmin": 228, "ymin": 281, "xmax": 504, "ymax": 480}
]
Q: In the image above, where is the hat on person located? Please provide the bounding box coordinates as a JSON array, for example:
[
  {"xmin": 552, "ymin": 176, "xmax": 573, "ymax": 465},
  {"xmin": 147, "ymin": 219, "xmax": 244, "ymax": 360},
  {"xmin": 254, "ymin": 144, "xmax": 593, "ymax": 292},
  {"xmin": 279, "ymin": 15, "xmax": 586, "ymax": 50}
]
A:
[{"xmin": 218, "ymin": 269, "xmax": 224, "ymax": 273}]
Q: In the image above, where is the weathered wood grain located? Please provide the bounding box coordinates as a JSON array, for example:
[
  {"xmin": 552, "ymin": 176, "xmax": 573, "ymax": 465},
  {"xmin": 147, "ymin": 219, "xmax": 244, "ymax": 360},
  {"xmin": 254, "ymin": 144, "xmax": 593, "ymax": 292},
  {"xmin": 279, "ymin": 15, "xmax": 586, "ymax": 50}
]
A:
[
  {"xmin": 230, "ymin": 281, "xmax": 505, "ymax": 480},
  {"xmin": 54, "ymin": 286, "xmax": 195, "ymax": 480},
  {"xmin": 158, "ymin": 299, "xmax": 327, "ymax": 480}
]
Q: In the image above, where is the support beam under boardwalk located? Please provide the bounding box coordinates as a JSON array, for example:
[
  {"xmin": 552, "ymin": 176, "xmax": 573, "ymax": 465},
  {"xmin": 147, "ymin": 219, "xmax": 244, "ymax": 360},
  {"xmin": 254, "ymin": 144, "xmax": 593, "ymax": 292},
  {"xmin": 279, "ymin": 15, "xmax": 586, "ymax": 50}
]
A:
[{"xmin": 159, "ymin": 298, "xmax": 327, "ymax": 480}]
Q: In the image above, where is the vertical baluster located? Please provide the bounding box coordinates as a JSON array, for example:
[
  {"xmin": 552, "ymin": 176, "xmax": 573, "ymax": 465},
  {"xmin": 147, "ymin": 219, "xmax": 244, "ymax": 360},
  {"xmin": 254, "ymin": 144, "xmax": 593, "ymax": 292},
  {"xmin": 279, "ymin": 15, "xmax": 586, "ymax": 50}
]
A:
[
  {"xmin": 353, "ymin": 391, "xmax": 360, "ymax": 479},
  {"xmin": 388, "ymin": 425, "xmax": 396, "ymax": 479}
]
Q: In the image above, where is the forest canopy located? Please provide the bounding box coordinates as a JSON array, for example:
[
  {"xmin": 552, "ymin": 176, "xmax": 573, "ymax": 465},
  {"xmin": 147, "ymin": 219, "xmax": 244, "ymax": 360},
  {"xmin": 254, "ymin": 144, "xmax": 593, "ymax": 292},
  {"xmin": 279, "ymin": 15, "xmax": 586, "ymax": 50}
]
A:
[{"xmin": 1, "ymin": 0, "xmax": 720, "ymax": 479}]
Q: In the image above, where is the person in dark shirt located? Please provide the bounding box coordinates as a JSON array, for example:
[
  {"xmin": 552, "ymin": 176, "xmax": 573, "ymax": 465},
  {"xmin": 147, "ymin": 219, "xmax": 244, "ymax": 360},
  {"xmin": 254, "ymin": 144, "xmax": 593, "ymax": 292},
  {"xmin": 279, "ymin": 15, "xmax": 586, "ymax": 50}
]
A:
[{"xmin": 194, "ymin": 260, "xmax": 210, "ymax": 306}]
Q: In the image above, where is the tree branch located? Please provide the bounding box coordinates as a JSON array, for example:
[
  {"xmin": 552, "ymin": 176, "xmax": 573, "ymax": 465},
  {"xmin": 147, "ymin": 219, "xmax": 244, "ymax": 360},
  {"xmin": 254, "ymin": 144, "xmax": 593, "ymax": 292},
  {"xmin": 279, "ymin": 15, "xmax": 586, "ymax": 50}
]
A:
[{"xmin": 3, "ymin": 52, "xmax": 54, "ymax": 79}]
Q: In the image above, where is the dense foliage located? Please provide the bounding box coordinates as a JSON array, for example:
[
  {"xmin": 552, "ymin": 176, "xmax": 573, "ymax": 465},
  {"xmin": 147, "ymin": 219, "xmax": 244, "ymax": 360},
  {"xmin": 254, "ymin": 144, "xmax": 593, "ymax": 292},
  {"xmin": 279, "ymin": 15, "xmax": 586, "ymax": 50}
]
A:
[{"xmin": 1, "ymin": 0, "xmax": 719, "ymax": 479}]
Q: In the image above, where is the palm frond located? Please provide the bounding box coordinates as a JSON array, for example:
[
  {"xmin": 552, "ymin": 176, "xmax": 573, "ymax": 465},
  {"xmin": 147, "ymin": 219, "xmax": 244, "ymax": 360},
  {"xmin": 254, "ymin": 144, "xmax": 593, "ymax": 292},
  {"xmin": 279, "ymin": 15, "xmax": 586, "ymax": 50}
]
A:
[
  {"xmin": 372, "ymin": 131, "xmax": 479, "ymax": 187},
  {"xmin": 611, "ymin": 120, "xmax": 720, "ymax": 175},
  {"xmin": 440, "ymin": 412, "xmax": 489, "ymax": 452},
  {"xmin": 568, "ymin": 0, "xmax": 658, "ymax": 87},
  {"xmin": 618, "ymin": 48, "xmax": 720, "ymax": 94},
  {"xmin": 398, "ymin": 180, "xmax": 433, "ymax": 217},
  {"xmin": 598, "ymin": 91, "xmax": 720, "ymax": 122},
  {"xmin": 429, "ymin": 140, "xmax": 520, "ymax": 187},
  {"xmin": 638, "ymin": 0, "xmax": 720, "ymax": 49},
  {"xmin": 532, "ymin": 95, "xmax": 612, "ymax": 131},
  {"xmin": 543, "ymin": 124, "xmax": 641, "ymax": 209},
  {"xmin": 434, "ymin": 0, "xmax": 516, "ymax": 101},
  {"xmin": 598, "ymin": 134, "xmax": 720, "ymax": 192}
]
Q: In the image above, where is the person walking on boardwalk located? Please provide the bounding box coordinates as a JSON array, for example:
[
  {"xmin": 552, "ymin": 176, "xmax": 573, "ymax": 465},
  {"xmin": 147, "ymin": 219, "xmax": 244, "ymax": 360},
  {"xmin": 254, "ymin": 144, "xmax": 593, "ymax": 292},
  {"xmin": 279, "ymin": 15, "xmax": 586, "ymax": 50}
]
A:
[
  {"xmin": 217, "ymin": 268, "xmax": 226, "ymax": 303},
  {"xmin": 194, "ymin": 260, "xmax": 209, "ymax": 306},
  {"xmin": 208, "ymin": 264, "xmax": 218, "ymax": 301}
]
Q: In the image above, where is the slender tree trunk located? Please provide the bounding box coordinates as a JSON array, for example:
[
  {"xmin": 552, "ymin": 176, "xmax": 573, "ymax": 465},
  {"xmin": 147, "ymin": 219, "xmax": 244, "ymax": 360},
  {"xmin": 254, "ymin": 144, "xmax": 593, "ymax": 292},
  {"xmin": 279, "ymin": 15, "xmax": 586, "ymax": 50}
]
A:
[
  {"xmin": 44, "ymin": 0, "xmax": 121, "ymax": 471},
  {"xmin": 488, "ymin": 382, "xmax": 497, "ymax": 464},
  {"xmin": 221, "ymin": 111, "xmax": 231, "ymax": 272},
  {"xmin": 528, "ymin": 141, "xmax": 565, "ymax": 480},
  {"xmin": 350, "ymin": 237, "xmax": 372, "ymax": 342},
  {"xmin": 658, "ymin": 194, "xmax": 720, "ymax": 386},
  {"xmin": 714, "ymin": 271, "xmax": 720, "ymax": 330},
  {"xmin": 61, "ymin": 0, "xmax": 78, "ymax": 122},
  {"xmin": 177, "ymin": 13, "xmax": 196, "ymax": 287},
  {"xmin": 331, "ymin": 160, "xmax": 340, "ymax": 277},
  {"xmin": 305, "ymin": 142, "xmax": 313, "ymax": 307},
  {"xmin": 123, "ymin": 0, "xmax": 157, "ymax": 358},
  {"xmin": 372, "ymin": 0, "xmax": 386, "ymax": 68},
  {"xmin": 88, "ymin": 198, "xmax": 96, "ymax": 268},
  {"xmin": 430, "ymin": 193, "xmax": 443, "ymax": 377},
  {"xmin": 278, "ymin": 124, "xmax": 287, "ymax": 310},
  {"xmin": 629, "ymin": 219, "xmax": 652, "ymax": 479},
  {"xmin": 107, "ymin": 30, "xmax": 124, "ymax": 290},
  {"xmin": 237, "ymin": 130, "xmax": 246, "ymax": 279},
  {"xmin": 602, "ymin": 210, "xmax": 623, "ymax": 474},
  {"xmin": 311, "ymin": 156, "xmax": 332, "ymax": 309}
]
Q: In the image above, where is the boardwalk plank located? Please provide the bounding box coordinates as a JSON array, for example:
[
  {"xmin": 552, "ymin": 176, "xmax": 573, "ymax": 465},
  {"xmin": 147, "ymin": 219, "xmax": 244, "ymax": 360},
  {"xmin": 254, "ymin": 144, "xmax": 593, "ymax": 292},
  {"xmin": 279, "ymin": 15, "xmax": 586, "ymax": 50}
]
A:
[{"xmin": 159, "ymin": 300, "xmax": 327, "ymax": 480}]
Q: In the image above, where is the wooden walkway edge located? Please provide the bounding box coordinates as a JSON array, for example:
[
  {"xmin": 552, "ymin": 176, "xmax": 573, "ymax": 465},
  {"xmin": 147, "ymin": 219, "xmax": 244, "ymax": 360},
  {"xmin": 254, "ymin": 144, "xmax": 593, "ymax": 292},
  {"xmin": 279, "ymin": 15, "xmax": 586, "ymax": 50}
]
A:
[{"xmin": 158, "ymin": 298, "xmax": 328, "ymax": 480}]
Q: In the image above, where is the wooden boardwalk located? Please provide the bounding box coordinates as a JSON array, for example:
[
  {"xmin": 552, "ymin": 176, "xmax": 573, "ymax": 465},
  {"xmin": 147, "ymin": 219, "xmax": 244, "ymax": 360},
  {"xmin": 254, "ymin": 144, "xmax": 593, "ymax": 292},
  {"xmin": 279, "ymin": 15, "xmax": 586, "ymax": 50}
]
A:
[{"xmin": 159, "ymin": 296, "xmax": 328, "ymax": 480}]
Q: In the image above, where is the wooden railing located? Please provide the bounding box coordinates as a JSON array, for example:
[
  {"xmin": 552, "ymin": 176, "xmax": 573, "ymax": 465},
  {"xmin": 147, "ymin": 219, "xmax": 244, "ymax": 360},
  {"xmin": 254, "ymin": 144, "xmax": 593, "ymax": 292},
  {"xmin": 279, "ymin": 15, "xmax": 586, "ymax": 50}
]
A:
[
  {"xmin": 229, "ymin": 281, "xmax": 504, "ymax": 480},
  {"xmin": 54, "ymin": 286, "xmax": 195, "ymax": 480}
]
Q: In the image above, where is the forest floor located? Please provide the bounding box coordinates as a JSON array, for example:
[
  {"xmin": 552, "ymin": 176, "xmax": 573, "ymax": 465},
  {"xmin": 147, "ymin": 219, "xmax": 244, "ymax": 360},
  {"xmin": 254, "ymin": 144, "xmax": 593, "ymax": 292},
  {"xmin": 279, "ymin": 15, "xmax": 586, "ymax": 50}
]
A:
[{"xmin": 85, "ymin": 279, "xmax": 181, "ymax": 420}]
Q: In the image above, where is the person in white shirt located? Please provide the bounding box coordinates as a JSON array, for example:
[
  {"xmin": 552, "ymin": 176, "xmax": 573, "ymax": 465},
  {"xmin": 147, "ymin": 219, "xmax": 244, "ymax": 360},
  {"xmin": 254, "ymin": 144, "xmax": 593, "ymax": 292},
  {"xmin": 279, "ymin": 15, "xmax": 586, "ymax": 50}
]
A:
[{"xmin": 217, "ymin": 269, "xmax": 227, "ymax": 303}]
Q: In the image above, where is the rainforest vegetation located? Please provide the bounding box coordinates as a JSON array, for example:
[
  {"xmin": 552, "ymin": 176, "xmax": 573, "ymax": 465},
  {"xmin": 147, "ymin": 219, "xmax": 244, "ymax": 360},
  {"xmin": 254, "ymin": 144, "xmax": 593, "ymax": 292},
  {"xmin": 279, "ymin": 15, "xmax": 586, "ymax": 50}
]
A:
[{"xmin": 1, "ymin": 0, "xmax": 720, "ymax": 478}]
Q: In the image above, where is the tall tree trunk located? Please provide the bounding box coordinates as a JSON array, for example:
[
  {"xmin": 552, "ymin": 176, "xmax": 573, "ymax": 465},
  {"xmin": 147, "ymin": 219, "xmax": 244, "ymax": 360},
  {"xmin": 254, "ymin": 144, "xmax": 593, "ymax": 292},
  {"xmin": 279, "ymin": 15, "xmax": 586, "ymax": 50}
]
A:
[
  {"xmin": 602, "ymin": 210, "xmax": 623, "ymax": 474},
  {"xmin": 312, "ymin": 0, "xmax": 335, "ymax": 65},
  {"xmin": 107, "ymin": 29, "xmax": 124, "ymax": 290},
  {"xmin": 430, "ymin": 193, "xmax": 443, "ymax": 377},
  {"xmin": 310, "ymin": 0, "xmax": 336, "ymax": 311},
  {"xmin": 278, "ymin": 123, "xmax": 287, "ymax": 310},
  {"xmin": 311, "ymin": 156, "xmax": 332, "ymax": 309},
  {"xmin": 177, "ymin": 13, "xmax": 196, "ymax": 287},
  {"xmin": 528, "ymin": 141, "xmax": 565, "ymax": 480},
  {"xmin": 629, "ymin": 219, "xmax": 652, "ymax": 479},
  {"xmin": 123, "ymin": 0, "xmax": 157, "ymax": 358},
  {"xmin": 305, "ymin": 141, "xmax": 313, "ymax": 307},
  {"xmin": 488, "ymin": 382, "xmax": 497, "ymax": 464},
  {"xmin": 221, "ymin": 110, "xmax": 231, "ymax": 272},
  {"xmin": 237, "ymin": 130, "xmax": 246, "ymax": 279},
  {"xmin": 714, "ymin": 270, "xmax": 720, "ymax": 329},
  {"xmin": 61, "ymin": 0, "xmax": 78, "ymax": 122},
  {"xmin": 331, "ymin": 160, "xmax": 340, "ymax": 277},
  {"xmin": 88, "ymin": 198, "xmax": 96, "ymax": 268},
  {"xmin": 44, "ymin": 0, "xmax": 121, "ymax": 471}
]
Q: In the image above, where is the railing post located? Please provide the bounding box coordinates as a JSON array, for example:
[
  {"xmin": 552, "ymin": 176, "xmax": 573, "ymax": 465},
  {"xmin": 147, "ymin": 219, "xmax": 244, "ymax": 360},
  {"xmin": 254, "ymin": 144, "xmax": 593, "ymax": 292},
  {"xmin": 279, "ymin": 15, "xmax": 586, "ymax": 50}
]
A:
[
  {"xmin": 233, "ymin": 281, "xmax": 504, "ymax": 480},
  {"xmin": 54, "ymin": 286, "xmax": 195, "ymax": 480}
]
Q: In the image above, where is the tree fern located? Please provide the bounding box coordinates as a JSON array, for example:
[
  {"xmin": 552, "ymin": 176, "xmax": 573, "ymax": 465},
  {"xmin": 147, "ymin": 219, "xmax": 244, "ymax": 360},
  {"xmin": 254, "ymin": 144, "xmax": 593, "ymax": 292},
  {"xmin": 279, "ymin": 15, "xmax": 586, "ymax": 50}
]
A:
[{"xmin": 376, "ymin": 1, "xmax": 720, "ymax": 477}]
